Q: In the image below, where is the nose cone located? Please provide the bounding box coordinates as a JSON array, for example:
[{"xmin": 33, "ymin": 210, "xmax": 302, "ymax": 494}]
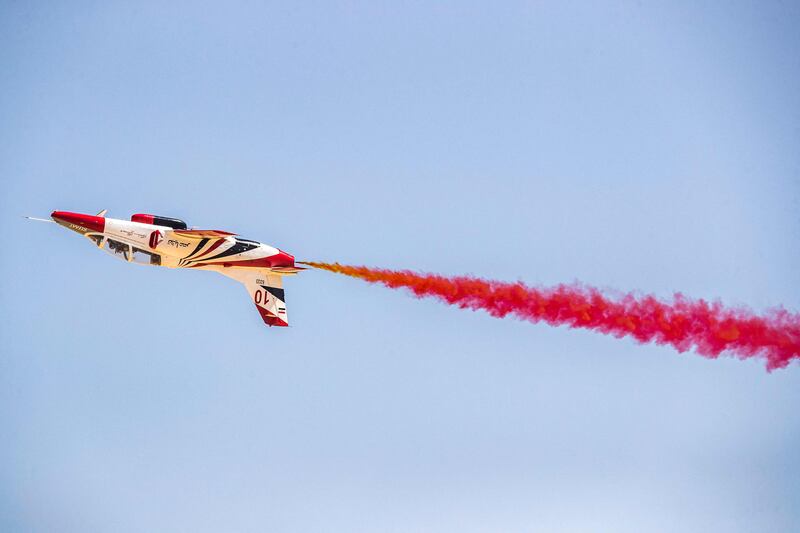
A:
[{"xmin": 51, "ymin": 211, "xmax": 105, "ymax": 233}]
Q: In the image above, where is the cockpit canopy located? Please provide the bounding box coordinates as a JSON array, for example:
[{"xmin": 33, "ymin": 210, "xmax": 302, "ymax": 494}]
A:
[{"xmin": 131, "ymin": 213, "xmax": 188, "ymax": 230}]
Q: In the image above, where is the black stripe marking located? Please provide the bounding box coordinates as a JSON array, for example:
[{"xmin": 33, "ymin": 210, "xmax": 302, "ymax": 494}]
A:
[
  {"xmin": 260, "ymin": 285, "xmax": 286, "ymax": 302},
  {"xmin": 198, "ymin": 240, "xmax": 259, "ymax": 263},
  {"xmin": 179, "ymin": 238, "xmax": 209, "ymax": 265}
]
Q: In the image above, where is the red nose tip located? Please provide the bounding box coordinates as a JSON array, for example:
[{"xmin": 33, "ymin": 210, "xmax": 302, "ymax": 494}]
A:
[{"xmin": 51, "ymin": 211, "xmax": 105, "ymax": 233}]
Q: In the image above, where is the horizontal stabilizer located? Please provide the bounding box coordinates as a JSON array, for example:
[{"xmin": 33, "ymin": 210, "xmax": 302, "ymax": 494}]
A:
[{"xmin": 270, "ymin": 266, "xmax": 306, "ymax": 274}]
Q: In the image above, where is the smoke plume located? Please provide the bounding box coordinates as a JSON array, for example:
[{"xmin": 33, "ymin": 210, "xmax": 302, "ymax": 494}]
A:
[{"xmin": 300, "ymin": 262, "xmax": 799, "ymax": 370}]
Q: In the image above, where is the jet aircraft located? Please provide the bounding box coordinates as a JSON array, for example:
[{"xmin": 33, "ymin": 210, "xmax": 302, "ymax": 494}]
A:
[{"xmin": 33, "ymin": 210, "xmax": 302, "ymax": 327}]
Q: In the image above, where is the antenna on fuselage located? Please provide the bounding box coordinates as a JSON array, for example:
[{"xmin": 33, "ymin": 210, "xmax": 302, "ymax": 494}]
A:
[{"xmin": 96, "ymin": 209, "xmax": 107, "ymax": 217}]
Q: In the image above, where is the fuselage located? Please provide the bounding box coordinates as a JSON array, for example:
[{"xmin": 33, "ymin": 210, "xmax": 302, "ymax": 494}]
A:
[
  {"xmin": 50, "ymin": 210, "xmax": 298, "ymax": 273},
  {"xmin": 49, "ymin": 210, "xmax": 299, "ymax": 327}
]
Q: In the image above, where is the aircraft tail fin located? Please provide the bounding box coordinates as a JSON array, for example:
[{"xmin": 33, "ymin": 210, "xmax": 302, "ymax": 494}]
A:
[
  {"xmin": 219, "ymin": 269, "xmax": 289, "ymax": 327},
  {"xmin": 252, "ymin": 274, "xmax": 289, "ymax": 327}
]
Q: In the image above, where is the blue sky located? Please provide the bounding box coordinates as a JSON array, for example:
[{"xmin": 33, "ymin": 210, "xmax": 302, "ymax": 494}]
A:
[{"xmin": 1, "ymin": 2, "xmax": 798, "ymax": 532}]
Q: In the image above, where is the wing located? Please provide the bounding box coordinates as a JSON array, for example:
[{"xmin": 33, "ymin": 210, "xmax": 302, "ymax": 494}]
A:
[
  {"xmin": 221, "ymin": 269, "xmax": 289, "ymax": 327},
  {"xmin": 170, "ymin": 229, "xmax": 236, "ymax": 239}
]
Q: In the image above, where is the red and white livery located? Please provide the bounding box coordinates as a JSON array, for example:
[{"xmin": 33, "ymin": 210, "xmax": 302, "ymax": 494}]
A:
[{"xmin": 43, "ymin": 210, "xmax": 303, "ymax": 327}]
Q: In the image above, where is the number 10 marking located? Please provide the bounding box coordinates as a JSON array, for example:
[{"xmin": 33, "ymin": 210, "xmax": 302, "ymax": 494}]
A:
[{"xmin": 255, "ymin": 289, "xmax": 269, "ymax": 305}]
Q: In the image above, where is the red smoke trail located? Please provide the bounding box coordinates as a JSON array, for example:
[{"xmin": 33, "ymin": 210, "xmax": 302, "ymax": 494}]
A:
[{"xmin": 300, "ymin": 262, "xmax": 800, "ymax": 370}]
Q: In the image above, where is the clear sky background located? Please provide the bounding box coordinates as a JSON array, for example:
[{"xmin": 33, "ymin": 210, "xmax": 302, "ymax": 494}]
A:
[{"xmin": 1, "ymin": 2, "xmax": 799, "ymax": 532}]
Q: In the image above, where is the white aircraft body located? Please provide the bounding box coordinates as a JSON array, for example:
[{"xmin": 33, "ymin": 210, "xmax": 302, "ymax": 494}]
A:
[{"xmin": 39, "ymin": 210, "xmax": 302, "ymax": 327}]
